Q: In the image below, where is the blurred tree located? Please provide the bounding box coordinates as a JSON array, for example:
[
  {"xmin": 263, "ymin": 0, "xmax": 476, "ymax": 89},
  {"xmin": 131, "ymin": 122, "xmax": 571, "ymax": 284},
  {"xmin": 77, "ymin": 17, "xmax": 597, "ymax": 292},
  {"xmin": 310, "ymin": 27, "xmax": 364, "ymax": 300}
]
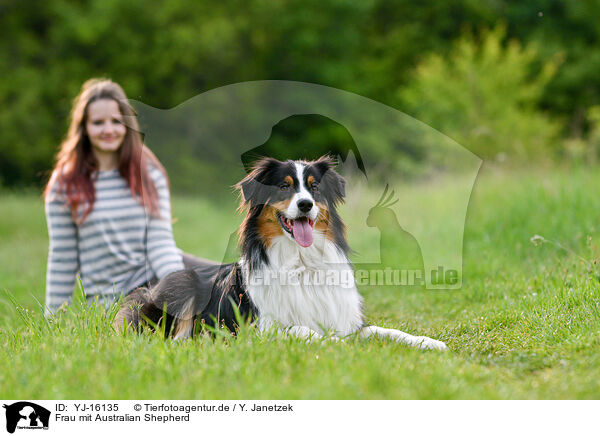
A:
[
  {"xmin": 399, "ymin": 25, "xmax": 562, "ymax": 161},
  {"xmin": 494, "ymin": 0, "xmax": 600, "ymax": 137}
]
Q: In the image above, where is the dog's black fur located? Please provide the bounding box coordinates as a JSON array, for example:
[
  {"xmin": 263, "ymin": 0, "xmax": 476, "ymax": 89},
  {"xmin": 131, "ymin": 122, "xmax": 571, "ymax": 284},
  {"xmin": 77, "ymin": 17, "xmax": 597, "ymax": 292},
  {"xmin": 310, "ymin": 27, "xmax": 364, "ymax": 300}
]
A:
[{"xmin": 115, "ymin": 261, "xmax": 257, "ymax": 335}]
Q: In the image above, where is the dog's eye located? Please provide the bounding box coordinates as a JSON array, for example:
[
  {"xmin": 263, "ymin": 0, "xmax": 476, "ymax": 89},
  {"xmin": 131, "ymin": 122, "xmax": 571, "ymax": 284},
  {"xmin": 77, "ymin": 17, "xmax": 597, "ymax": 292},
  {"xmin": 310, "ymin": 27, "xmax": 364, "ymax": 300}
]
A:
[
  {"xmin": 310, "ymin": 183, "xmax": 319, "ymax": 192},
  {"xmin": 279, "ymin": 183, "xmax": 290, "ymax": 191}
]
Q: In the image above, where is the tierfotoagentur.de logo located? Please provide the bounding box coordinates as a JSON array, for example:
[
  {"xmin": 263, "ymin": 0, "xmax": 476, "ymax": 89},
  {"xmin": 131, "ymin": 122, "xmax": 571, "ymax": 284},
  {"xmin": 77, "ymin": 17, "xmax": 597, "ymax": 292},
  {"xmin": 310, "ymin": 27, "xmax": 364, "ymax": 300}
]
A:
[{"xmin": 3, "ymin": 402, "xmax": 50, "ymax": 434}]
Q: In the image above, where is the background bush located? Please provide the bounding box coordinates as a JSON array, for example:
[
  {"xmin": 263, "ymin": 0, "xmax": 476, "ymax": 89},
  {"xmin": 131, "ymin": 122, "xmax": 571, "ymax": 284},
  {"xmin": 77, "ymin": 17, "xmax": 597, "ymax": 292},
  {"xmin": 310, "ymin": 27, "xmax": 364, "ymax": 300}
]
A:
[{"xmin": 399, "ymin": 25, "xmax": 563, "ymax": 162}]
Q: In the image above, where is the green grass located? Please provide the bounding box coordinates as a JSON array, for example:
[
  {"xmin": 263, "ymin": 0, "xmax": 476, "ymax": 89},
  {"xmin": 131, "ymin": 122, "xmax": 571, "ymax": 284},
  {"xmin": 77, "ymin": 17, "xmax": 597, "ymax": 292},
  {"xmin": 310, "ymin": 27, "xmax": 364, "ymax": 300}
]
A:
[{"xmin": 1, "ymin": 165, "xmax": 599, "ymax": 399}]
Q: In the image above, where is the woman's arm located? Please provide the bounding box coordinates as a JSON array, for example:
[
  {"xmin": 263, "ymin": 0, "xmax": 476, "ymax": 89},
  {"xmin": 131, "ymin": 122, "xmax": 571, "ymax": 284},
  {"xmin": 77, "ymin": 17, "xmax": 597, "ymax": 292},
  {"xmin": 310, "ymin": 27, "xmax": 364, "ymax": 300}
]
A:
[
  {"xmin": 146, "ymin": 168, "xmax": 185, "ymax": 279},
  {"xmin": 45, "ymin": 181, "xmax": 79, "ymax": 315}
]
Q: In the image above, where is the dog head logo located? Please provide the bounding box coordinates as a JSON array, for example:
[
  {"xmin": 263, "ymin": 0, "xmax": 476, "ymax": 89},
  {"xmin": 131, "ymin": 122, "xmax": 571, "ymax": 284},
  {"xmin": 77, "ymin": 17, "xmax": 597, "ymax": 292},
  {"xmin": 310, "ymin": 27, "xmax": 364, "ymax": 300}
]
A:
[{"xmin": 3, "ymin": 402, "xmax": 50, "ymax": 434}]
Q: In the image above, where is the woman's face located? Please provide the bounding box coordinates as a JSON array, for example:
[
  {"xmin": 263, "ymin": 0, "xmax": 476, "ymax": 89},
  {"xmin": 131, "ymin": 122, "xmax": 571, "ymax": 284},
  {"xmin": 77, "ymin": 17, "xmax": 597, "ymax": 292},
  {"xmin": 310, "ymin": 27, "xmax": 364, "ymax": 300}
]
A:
[{"xmin": 85, "ymin": 99, "xmax": 126, "ymax": 155}]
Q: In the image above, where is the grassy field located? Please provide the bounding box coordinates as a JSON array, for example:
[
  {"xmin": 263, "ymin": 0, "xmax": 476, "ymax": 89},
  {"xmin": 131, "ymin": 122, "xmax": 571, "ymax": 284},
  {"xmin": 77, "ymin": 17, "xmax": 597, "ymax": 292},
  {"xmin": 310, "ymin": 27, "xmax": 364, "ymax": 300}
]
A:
[{"xmin": 1, "ymin": 165, "xmax": 599, "ymax": 399}]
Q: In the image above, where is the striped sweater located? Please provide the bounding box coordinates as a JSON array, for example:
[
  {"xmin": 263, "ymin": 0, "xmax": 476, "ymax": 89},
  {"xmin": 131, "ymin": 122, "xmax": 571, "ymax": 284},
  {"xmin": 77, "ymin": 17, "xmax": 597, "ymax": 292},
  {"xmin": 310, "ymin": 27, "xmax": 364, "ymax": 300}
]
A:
[{"xmin": 45, "ymin": 166, "xmax": 185, "ymax": 312}]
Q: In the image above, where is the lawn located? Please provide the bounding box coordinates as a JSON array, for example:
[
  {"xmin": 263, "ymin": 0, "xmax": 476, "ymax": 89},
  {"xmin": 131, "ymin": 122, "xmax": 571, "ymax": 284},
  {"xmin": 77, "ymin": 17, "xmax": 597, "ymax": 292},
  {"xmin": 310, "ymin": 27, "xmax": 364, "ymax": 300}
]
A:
[{"xmin": 1, "ymin": 165, "xmax": 599, "ymax": 399}]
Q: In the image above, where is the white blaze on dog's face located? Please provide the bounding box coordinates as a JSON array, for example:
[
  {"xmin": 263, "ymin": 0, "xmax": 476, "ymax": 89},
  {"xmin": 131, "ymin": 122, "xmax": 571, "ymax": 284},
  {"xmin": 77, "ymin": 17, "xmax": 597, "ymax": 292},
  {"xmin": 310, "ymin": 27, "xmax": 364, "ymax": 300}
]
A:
[
  {"xmin": 276, "ymin": 162, "xmax": 320, "ymax": 247},
  {"xmin": 285, "ymin": 162, "xmax": 320, "ymax": 220},
  {"xmin": 237, "ymin": 157, "xmax": 347, "ymax": 250}
]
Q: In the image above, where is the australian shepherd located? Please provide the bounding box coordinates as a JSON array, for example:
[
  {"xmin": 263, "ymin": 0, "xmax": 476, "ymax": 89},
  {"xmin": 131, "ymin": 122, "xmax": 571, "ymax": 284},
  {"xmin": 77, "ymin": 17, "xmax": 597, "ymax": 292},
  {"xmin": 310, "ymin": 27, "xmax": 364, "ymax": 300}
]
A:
[{"xmin": 115, "ymin": 156, "xmax": 447, "ymax": 350}]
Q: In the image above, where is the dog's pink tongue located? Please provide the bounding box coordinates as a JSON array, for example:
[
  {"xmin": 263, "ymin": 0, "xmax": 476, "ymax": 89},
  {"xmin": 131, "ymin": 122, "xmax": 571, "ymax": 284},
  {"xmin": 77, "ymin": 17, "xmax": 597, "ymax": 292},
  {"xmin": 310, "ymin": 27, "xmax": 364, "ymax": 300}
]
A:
[{"xmin": 292, "ymin": 219, "xmax": 313, "ymax": 247}]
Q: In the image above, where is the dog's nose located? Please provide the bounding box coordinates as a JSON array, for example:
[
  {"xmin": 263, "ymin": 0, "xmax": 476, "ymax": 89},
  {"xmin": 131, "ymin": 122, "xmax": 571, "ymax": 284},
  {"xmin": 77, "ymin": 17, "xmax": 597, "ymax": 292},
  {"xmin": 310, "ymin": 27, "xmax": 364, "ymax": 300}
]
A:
[{"xmin": 297, "ymin": 199, "xmax": 313, "ymax": 213}]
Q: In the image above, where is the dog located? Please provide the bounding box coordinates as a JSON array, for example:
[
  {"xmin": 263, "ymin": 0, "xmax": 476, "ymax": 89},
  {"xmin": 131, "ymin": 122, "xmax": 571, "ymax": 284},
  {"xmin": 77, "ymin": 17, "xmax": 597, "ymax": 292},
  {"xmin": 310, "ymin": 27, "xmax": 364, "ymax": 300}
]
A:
[{"xmin": 114, "ymin": 156, "xmax": 447, "ymax": 350}]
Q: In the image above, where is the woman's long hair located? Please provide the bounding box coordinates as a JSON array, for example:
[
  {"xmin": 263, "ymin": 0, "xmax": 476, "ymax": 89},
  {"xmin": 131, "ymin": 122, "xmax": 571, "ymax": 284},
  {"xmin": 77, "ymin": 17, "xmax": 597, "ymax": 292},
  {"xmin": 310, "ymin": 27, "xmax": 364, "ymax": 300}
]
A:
[{"xmin": 44, "ymin": 78, "xmax": 166, "ymax": 224}]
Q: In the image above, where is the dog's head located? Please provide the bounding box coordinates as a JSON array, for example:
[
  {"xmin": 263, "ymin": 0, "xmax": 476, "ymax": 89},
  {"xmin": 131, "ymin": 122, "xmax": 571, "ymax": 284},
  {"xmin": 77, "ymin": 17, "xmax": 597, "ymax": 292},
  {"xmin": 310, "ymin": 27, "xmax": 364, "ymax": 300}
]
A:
[{"xmin": 236, "ymin": 155, "xmax": 347, "ymax": 251}]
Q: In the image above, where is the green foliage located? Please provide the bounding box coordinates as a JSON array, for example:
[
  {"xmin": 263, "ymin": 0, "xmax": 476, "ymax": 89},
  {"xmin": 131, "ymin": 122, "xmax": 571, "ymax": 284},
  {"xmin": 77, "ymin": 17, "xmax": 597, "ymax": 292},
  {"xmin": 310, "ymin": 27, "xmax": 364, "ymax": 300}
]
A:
[
  {"xmin": 399, "ymin": 26, "xmax": 563, "ymax": 161},
  {"xmin": 1, "ymin": 1, "xmax": 599, "ymax": 189},
  {"xmin": 494, "ymin": 1, "xmax": 600, "ymax": 134},
  {"xmin": 0, "ymin": 0, "xmax": 374, "ymax": 188}
]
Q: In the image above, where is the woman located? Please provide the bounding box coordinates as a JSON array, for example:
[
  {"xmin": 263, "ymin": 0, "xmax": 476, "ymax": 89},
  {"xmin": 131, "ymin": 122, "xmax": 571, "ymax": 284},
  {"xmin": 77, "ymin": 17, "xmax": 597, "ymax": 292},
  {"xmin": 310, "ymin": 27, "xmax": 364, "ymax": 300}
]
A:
[{"xmin": 44, "ymin": 78, "xmax": 186, "ymax": 314}]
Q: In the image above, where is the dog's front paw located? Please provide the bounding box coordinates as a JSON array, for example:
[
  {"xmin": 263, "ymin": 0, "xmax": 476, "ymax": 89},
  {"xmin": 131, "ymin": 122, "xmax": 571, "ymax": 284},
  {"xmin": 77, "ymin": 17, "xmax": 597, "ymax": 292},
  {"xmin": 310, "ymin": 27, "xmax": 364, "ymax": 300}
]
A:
[{"xmin": 413, "ymin": 336, "xmax": 448, "ymax": 351}]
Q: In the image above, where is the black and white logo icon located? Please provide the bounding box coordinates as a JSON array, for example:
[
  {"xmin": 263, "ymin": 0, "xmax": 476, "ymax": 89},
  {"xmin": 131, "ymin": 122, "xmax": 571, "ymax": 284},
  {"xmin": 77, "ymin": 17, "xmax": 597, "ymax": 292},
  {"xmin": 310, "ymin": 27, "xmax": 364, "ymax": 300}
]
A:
[{"xmin": 3, "ymin": 402, "xmax": 50, "ymax": 434}]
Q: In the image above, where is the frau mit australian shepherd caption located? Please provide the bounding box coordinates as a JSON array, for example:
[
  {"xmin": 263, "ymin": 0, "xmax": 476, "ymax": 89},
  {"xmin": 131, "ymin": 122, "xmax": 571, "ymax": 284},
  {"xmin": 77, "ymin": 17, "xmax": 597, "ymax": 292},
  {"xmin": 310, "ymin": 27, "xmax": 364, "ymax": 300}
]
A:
[{"xmin": 115, "ymin": 156, "xmax": 448, "ymax": 350}]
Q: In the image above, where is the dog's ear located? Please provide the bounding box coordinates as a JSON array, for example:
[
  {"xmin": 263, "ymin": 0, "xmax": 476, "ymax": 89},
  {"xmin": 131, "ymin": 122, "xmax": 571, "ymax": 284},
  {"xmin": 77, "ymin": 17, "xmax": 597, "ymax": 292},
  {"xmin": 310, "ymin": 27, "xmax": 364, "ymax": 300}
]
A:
[
  {"xmin": 235, "ymin": 157, "xmax": 281, "ymax": 207},
  {"xmin": 315, "ymin": 155, "xmax": 346, "ymax": 204},
  {"xmin": 236, "ymin": 174, "xmax": 257, "ymax": 206}
]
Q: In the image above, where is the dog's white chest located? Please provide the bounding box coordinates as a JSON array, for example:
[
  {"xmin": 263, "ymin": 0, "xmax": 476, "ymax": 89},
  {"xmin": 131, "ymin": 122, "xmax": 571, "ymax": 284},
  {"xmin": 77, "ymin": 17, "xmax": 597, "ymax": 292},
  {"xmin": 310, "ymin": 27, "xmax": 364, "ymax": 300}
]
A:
[{"xmin": 244, "ymin": 234, "xmax": 363, "ymax": 336}]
